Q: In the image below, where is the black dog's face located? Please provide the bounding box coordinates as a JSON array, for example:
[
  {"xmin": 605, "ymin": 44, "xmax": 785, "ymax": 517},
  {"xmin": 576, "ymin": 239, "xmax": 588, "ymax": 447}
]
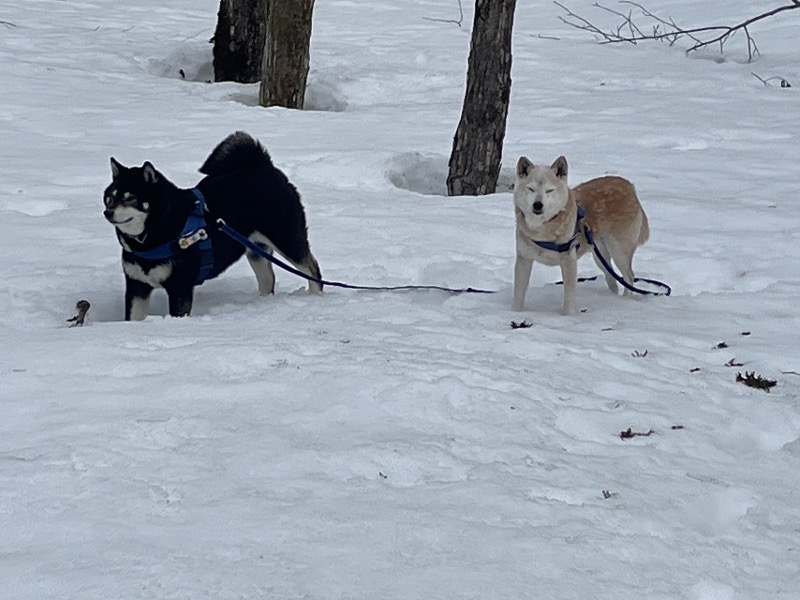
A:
[{"xmin": 103, "ymin": 158, "xmax": 159, "ymax": 238}]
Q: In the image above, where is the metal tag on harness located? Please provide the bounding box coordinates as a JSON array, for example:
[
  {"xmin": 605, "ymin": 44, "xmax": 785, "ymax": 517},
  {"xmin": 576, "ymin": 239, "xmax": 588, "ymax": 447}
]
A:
[{"xmin": 179, "ymin": 228, "xmax": 208, "ymax": 250}]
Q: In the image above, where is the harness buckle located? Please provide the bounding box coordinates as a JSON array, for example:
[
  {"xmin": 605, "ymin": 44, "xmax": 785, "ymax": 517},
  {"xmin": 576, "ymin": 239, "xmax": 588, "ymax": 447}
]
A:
[{"xmin": 179, "ymin": 229, "xmax": 208, "ymax": 250}]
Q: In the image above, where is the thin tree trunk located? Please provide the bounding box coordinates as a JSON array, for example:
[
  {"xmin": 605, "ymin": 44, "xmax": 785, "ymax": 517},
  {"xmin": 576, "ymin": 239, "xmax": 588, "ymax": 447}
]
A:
[
  {"xmin": 447, "ymin": 0, "xmax": 517, "ymax": 196},
  {"xmin": 259, "ymin": 0, "xmax": 315, "ymax": 109},
  {"xmin": 212, "ymin": 0, "xmax": 269, "ymax": 83}
]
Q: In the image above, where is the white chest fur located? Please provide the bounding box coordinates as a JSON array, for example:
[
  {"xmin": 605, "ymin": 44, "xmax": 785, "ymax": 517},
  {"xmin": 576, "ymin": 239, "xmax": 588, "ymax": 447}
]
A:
[{"xmin": 123, "ymin": 260, "xmax": 173, "ymax": 288}]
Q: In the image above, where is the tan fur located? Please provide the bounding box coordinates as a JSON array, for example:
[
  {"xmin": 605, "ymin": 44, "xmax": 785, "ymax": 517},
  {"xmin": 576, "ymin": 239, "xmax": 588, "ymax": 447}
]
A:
[{"xmin": 513, "ymin": 157, "xmax": 649, "ymax": 314}]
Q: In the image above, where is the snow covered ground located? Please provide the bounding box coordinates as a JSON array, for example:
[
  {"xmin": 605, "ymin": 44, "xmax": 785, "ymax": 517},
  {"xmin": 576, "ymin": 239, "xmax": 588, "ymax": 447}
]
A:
[{"xmin": 1, "ymin": 1, "xmax": 799, "ymax": 598}]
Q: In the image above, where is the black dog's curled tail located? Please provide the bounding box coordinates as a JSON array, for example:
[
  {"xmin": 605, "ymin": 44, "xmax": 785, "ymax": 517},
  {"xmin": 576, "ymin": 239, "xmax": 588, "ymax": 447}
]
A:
[{"xmin": 199, "ymin": 131, "xmax": 273, "ymax": 176}]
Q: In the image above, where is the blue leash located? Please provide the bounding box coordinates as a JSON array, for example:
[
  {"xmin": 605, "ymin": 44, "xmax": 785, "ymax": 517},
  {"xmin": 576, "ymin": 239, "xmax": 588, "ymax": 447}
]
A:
[
  {"xmin": 214, "ymin": 215, "xmax": 670, "ymax": 297},
  {"xmin": 215, "ymin": 219, "xmax": 496, "ymax": 294},
  {"xmin": 583, "ymin": 226, "xmax": 671, "ymax": 296}
]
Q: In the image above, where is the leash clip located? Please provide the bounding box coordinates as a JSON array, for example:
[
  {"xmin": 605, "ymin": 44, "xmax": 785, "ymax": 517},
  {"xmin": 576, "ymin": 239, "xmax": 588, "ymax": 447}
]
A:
[{"xmin": 179, "ymin": 229, "xmax": 208, "ymax": 249}]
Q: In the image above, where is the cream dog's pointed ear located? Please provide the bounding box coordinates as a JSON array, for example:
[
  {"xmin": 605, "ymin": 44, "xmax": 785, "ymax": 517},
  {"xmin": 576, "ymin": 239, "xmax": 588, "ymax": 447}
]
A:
[
  {"xmin": 517, "ymin": 156, "xmax": 534, "ymax": 178},
  {"xmin": 551, "ymin": 156, "xmax": 568, "ymax": 180}
]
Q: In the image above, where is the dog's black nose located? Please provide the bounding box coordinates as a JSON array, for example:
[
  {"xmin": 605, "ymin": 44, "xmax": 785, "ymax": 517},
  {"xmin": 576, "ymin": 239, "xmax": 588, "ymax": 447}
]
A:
[
  {"xmin": 532, "ymin": 200, "xmax": 543, "ymax": 213},
  {"xmin": 103, "ymin": 209, "xmax": 114, "ymax": 220}
]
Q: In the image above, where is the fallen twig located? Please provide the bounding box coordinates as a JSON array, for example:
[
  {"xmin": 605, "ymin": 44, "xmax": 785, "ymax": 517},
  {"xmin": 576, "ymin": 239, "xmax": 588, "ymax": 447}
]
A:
[
  {"xmin": 751, "ymin": 72, "xmax": 792, "ymax": 88},
  {"xmin": 510, "ymin": 320, "xmax": 533, "ymax": 329},
  {"xmin": 67, "ymin": 300, "xmax": 91, "ymax": 327},
  {"xmin": 423, "ymin": 0, "xmax": 464, "ymax": 28},
  {"xmin": 620, "ymin": 427, "xmax": 655, "ymax": 440}
]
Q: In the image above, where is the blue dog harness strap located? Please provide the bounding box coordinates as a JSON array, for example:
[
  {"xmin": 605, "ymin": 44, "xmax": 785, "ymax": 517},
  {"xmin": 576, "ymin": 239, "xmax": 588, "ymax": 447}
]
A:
[
  {"xmin": 189, "ymin": 188, "xmax": 214, "ymax": 284},
  {"xmin": 129, "ymin": 188, "xmax": 214, "ymax": 285},
  {"xmin": 532, "ymin": 206, "xmax": 586, "ymax": 253}
]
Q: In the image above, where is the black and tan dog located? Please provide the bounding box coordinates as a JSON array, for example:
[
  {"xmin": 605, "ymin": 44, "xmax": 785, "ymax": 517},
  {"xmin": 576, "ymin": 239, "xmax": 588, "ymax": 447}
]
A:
[{"xmin": 103, "ymin": 131, "xmax": 322, "ymax": 320}]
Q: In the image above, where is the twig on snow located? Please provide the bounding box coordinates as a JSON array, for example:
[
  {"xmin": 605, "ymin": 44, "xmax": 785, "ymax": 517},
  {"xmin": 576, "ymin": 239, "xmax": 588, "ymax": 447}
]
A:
[
  {"xmin": 619, "ymin": 427, "xmax": 655, "ymax": 440},
  {"xmin": 67, "ymin": 300, "xmax": 91, "ymax": 327},
  {"xmin": 751, "ymin": 72, "xmax": 792, "ymax": 88},
  {"xmin": 423, "ymin": 0, "xmax": 464, "ymax": 28}
]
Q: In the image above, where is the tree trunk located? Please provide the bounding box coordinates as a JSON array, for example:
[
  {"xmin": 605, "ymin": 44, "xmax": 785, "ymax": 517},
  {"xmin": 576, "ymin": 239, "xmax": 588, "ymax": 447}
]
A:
[
  {"xmin": 259, "ymin": 0, "xmax": 315, "ymax": 109},
  {"xmin": 447, "ymin": 0, "xmax": 517, "ymax": 196},
  {"xmin": 212, "ymin": 0, "xmax": 269, "ymax": 83}
]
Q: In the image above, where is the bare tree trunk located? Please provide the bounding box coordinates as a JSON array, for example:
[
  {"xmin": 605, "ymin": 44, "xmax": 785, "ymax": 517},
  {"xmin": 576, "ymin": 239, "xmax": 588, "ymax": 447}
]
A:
[
  {"xmin": 259, "ymin": 0, "xmax": 315, "ymax": 109},
  {"xmin": 212, "ymin": 0, "xmax": 269, "ymax": 83},
  {"xmin": 447, "ymin": 0, "xmax": 517, "ymax": 196}
]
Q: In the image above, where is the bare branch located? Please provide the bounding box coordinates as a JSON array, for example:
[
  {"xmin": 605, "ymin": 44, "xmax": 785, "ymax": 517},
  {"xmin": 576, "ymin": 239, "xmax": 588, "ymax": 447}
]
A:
[
  {"xmin": 531, "ymin": 33, "xmax": 561, "ymax": 41},
  {"xmin": 752, "ymin": 72, "xmax": 792, "ymax": 87},
  {"xmin": 424, "ymin": 0, "xmax": 464, "ymax": 28},
  {"xmin": 554, "ymin": 1, "xmax": 800, "ymax": 62}
]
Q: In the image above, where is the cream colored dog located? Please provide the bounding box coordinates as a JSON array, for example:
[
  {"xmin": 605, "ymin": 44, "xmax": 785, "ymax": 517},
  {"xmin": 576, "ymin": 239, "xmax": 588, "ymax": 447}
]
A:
[{"xmin": 512, "ymin": 156, "xmax": 649, "ymax": 315}]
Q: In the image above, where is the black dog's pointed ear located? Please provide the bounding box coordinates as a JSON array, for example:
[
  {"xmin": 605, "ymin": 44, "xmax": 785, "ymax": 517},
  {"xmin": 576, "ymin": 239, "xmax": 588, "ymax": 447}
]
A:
[
  {"xmin": 110, "ymin": 157, "xmax": 123, "ymax": 178},
  {"xmin": 142, "ymin": 161, "xmax": 159, "ymax": 184},
  {"xmin": 517, "ymin": 156, "xmax": 534, "ymax": 179},
  {"xmin": 551, "ymin": 156, "xmax": 568, "ymax": 180}
]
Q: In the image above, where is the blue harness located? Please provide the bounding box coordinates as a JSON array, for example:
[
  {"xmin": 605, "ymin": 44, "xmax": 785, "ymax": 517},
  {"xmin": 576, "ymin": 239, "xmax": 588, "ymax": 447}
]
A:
[
  {"xmin": 532, "ymin": 206, "xmax": 586, "ymax": 253},
  {"xmin": 129, "ymin": 188, "xmax": 214, "ymax": 285}
]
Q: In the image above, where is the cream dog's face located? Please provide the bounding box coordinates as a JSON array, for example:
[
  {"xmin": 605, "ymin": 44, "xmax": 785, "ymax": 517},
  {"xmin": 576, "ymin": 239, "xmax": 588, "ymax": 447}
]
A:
[{"xmin": 513, "ymin": 156, "xmax": 570, "ymax": 229}]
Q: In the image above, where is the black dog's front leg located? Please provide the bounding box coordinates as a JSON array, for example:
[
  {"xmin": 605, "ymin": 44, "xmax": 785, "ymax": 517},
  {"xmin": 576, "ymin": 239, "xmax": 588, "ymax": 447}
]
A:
[
  {"xmin": 163, "ymin": 281, "xmax": 195, "ymax": 318},
  {"xmin": 125, "ymin": 277, "xmax": 154, "ymax": 321}
]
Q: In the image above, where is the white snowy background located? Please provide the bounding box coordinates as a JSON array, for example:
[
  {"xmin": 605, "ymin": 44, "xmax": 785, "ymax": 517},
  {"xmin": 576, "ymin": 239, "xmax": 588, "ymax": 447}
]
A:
[{"xmin": 1, "ymin": 1, "xmax": 799, "ymax": 598}]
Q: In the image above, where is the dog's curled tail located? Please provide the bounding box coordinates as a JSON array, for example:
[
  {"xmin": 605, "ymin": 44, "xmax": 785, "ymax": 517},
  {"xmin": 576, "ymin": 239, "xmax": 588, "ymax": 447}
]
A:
[{"xmin": 199, "ymin": 131, "xmax": 272, "ymax": 176}]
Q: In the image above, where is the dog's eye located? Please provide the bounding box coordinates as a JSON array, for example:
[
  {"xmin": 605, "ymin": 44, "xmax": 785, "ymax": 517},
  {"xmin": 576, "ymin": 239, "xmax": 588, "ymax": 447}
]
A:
[{"xmin": 545, "ymin": 188, "xmax": 555, "ymax": 194}]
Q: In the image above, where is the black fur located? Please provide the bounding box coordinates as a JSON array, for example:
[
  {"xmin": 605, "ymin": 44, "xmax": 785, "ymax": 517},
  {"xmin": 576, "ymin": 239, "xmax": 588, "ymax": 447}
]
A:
[{"xmin": 104, "ymin": 131, "xmax": 322, "ymax": 320}]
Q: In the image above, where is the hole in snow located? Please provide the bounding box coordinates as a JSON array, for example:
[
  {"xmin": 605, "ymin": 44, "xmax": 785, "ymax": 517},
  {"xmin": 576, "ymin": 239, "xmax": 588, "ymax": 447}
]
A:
[{"xmin": 387, "ymin": 153, "xmax": 516, "ymax": 197}]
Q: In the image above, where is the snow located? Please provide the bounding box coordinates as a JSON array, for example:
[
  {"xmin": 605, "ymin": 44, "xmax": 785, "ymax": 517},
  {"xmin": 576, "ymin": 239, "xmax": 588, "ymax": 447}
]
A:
[{"xmin": 1, "ymin": 0, "xmax": 799, "ymax": 598}]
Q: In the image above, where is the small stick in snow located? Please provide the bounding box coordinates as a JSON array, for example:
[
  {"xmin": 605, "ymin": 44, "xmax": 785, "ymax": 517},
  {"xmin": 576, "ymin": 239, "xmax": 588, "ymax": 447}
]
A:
[
  {"xmin": 67, "ymin": 300, "xmax": 91, "ymax": 327},
  {"xmin": 715, "ymin": 341, "xmax": 729, "ymax": 349},
  {"xmin": 751, "ymin": 72, "xmax": 792, "ymax": 88},
  {"xmin": 619, "ymin": 427, "xmax": 655, "ymax": 440},
  {"xmin": 725, "ymin": 357, "xmax": 744, "ymax": 368},
  {"xmin": 510, "ymin": 320, "xmax": 532, "ymax": 329}
]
